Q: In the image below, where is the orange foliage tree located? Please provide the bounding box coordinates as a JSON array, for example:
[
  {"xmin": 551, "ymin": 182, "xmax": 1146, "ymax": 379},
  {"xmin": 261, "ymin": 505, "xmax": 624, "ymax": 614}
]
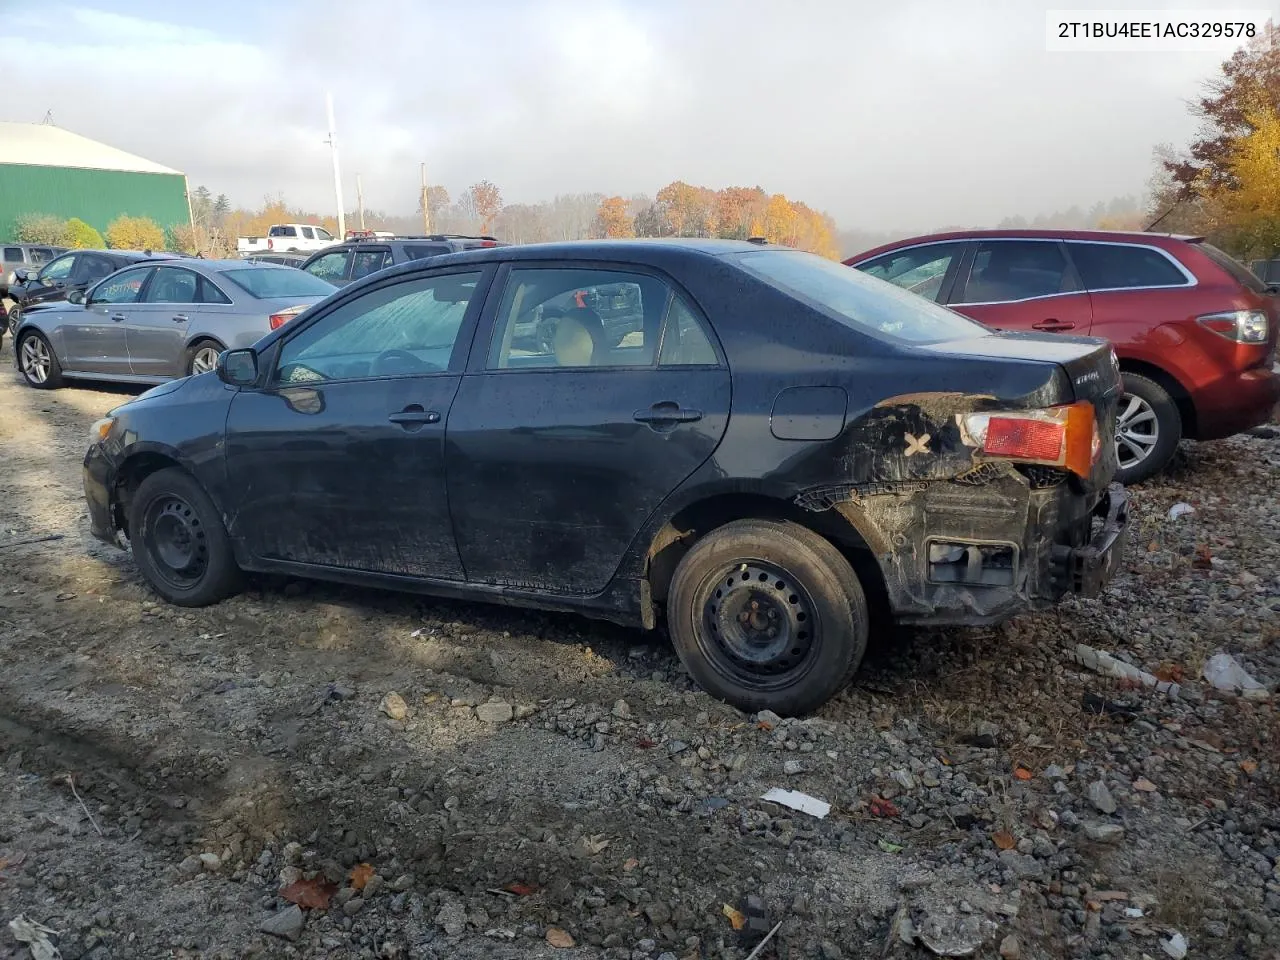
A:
[{"xmin": 592, "ymin": 196, "xmax": 635, "ymax": 238}]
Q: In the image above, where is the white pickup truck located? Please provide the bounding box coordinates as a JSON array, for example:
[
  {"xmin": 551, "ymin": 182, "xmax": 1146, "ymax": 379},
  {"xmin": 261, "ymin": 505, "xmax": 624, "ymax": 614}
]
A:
[{"xmin": 237, "ymin": 223, "xmax": 337, "ymax": 255}]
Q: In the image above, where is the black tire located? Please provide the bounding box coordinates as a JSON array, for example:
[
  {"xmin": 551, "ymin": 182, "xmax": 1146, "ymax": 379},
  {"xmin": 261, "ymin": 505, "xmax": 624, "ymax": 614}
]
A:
[
  {"xmin": 5, "ymin": 303, "xmax": 18, "ymax": 337},
  {"xmin": 666, "ymin": 519, "xmax": 868, "ymax": 716},
  {"xmin": 1114, "ymin": 372, "xmax": 1182, "ymax": 485},
  {"xmin": 17, "ymin": 329, "xmax": 63, "ymax": 389},
  {"xmin": 128, "ymin": 467, "xmax": 242, "ymax": 606},
  {"xmin": 185, "ymin": 339, "xmax": 225, "ymax": 377}
]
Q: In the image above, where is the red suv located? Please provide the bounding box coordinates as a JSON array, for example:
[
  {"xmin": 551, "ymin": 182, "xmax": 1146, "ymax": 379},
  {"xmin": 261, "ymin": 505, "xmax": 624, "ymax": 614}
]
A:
[{"xmin": 846, "ymin": 230, "xmax": 1280, "ymax": 482}]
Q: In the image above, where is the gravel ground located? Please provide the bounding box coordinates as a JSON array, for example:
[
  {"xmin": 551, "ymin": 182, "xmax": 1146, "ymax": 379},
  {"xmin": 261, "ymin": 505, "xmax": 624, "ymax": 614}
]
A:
[{"xmin": 0, "ymin": 344, "xmax": 1276, "ymax": 960}]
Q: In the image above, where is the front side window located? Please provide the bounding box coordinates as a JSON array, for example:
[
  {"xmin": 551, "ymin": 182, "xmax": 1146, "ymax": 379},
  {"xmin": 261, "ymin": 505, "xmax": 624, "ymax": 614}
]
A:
[
  {"xmin": 855, "ymin": 242, "xmax": 965, "ymax": 303},
  {"xmin": 954, "ymin": 241, "xmax": 1073, "ymax": 304},
  {"xmin": 89, "ymin": 267, "xmax": 153, "ymax": 305},
  {"xmin": 301, "ymin": 227, "xmax": 316, "ymax": 240},
  {"xmin": 275, "ymin": 271, "xmax": 482, "ymax": 384},
  {"xmin": 1068, "ymin": 242, "xmax": 1188, "ymax": 290},
  {"xmin": 142, "ymin": 267, "xmax": 199, "ymax": 304},
  {"xmin": 351, "ymin": 248, "xmax": 393, "ymax": 280},
  {"xmin": 735, "ymin": 250, "xmax": 987, "ymax": 344},
  {"xmin": 487, "ymin": 268, "xmax": 664, "ymax": 369},
  {"xmin": 316, "ymin": 227, "xmax": 333, "ymax": 241},
  {"xmin": 304, "ymin": 250, "xmax": 350, "ymax": 283},
  {"xmin": 40, "ymin": 255, "xmax": 76, "ymax": 282}
]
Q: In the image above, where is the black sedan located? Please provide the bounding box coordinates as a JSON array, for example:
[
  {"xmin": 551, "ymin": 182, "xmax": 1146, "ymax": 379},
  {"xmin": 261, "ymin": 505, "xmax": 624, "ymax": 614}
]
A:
[
  {"xmin": 6, "ymin": 248, "xmax": 182, "ymax": 339},
  {"xmin": 83, "ymin": 239, "xmax": 1129, "ymax": 714}
]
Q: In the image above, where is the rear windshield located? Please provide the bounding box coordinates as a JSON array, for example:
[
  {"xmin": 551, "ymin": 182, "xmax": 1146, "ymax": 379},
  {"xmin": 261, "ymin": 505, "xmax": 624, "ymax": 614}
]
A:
[
  {"xmin": 222, "ymin": 267, "xmax": 337, "ymax": 298},
  {"xmin": 1198, "ymin": 242, "xmax": 1266, "ymax": 294},
  {"xmin": 734, "ymin": 250, "xmax": 989, "ymax": 344}
]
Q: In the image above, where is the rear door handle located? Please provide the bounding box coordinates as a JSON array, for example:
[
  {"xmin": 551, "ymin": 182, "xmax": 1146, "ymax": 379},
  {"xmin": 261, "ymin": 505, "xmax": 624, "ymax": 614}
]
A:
[
  {"xmin": 1032, "ymin": 319, "xmax": 1075, "ymax": 332},
  {"xmin": 633, "ymin": 402, "xmax": 703, "ymax": 425},
  {"xmin": 387, "ymin": 405, "xmax": 441, "ymax": 426},
  {"xmin": 111, "ymin": 313, "xmax": 126, "ymax": 322},
  {"xmin": 172, "ymin": 314, "xmax": 189, "ymax": 322}
]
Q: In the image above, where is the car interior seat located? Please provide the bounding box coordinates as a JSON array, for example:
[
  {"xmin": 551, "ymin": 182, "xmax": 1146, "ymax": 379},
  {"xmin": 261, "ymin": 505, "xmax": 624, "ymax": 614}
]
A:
[{"xmin": 552, "ymin": 307, "xmax": 606, "ymax": 366}]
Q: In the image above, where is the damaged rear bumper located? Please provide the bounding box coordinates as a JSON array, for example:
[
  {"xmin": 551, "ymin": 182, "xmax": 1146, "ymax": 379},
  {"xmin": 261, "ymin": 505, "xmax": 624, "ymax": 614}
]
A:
[{"xmin": 808, "ymin": 473, "xmax": 1131, "ymax": 626}]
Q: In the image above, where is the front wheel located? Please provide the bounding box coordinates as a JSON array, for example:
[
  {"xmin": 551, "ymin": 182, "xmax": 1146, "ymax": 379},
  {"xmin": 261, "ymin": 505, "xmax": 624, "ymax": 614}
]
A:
[
  {"xmin": 6, "ymin": 303, "xmax": 18, "ymax": 337},
  {"xmin": 127, "ymin": 467, "xmax": 242, "ymax": 606},
  {"xmin": 1114, "ymin": 373, "xmax": 1182, "ymax": 485},
  {"xmin": 666, "ymin": 519, "xmax": 868, "ymax": 716},
  {"xmin": 18, "ymin": 330, "xmax": 63, "ymax": 389}
]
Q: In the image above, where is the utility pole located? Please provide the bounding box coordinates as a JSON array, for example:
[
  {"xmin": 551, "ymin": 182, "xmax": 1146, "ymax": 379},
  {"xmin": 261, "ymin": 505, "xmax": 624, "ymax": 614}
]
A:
[
  {"xmin": 356, "ymin": 174, "xmax": 366, "ymax": 231},
  {"xmin": 420, "ymin": 163, "xmax": 431, "ymax": 235},
  {"xmin": 325, "ymin": 92, "xmax": 346, "ymax": 240}
]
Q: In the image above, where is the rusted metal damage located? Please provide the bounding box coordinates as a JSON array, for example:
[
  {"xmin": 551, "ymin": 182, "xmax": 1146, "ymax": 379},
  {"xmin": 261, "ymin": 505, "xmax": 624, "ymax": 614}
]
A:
[{"xmin": 793, "ymin": 392, "xmax": 1107, "ymax": 624}]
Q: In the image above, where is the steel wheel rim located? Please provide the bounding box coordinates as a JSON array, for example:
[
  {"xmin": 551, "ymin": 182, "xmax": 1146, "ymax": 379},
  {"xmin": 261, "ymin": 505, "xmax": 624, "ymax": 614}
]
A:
[
  {"xmin": 190, "ymin": 346, "xmax": 220, "ymax": 375},
  {"xmin": 1114, "ymin": 393, "xmax": 1159, "ymax": 469},
  {"xmin": 20, "ymin": 336, "xmax": 50, "ymax": 384},
  {"xmin": 695, "ymin": 560, "xmax": 821, "ymax": 692},
  {"xmin": 6, "ymin": 306, "xmax": 18, "ymax": 335},
  {"xmin": 142, "ymin": 494, "xmax": 208, "ymax": 589}
]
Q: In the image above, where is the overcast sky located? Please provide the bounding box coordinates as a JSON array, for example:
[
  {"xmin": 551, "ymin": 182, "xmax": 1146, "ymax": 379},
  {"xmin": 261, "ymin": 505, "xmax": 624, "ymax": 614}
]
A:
[{"xmin": 4, "ymin": 0, "xmax": 1251, "ymax": 232}]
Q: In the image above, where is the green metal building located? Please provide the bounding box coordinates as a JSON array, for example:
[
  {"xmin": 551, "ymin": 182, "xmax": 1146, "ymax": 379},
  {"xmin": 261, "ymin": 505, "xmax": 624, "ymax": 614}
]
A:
[{"xmin": 0, "ymin": 122, "xmax": 191, "ymax": 241}]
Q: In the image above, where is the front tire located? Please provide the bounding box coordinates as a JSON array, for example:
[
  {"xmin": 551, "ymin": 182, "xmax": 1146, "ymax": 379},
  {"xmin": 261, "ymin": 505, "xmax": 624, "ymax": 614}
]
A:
[
  {"xmin": 17, "ymin": 330, "xmax": 63, "ymax": 389},
  {"xmin": 666, "ymin": 519, "xmax": 868, "ymax": 716},
  {"xmin": 128, "ymin": 468, "xmax": 242, "ymax": 606},
  {"xmin": 1114, "ymin": 373, "xmax": 1181, "ymax": 485}
]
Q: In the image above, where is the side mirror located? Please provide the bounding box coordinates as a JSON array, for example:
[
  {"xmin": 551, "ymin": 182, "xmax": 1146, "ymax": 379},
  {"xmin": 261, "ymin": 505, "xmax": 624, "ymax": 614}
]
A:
[
  {"xmin": 216, "ymin": 348, "xmax": 258, "ymax": 386},
  {"xmin": 1266, "ymin": 283, "xmax": 1280, "ymax": 296},
  {"xmin": 15, "ymin": 268, "xmax": 32, "ymax": 283},
  {"xmin": 67, "ymin": 289, "xmax": 85, "ymax": 305}
]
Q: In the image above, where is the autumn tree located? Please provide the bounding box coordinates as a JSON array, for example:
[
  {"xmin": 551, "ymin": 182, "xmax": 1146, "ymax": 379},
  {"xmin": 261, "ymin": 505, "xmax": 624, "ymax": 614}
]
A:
[
  {"xmin": 62, "ymin": 217, "xmax": 103, "ymax": 249},
  {"xmin": 105, "ymin": 215, "xmax": 166, "ymax": 251},
  {"xmin": 1164, "ymin": 24, "xmax": 1280, "ymax": 197},
  {"xmin": 14, "ymin": 213, "xmax": 66, "ymax": 245},
  {"xmin": 468, "ymin": 180, "xmax": 503, "ymax": 234},
  {"xmin": 592, "ymin": 196, "xmax": 634, "ymax": 238}
]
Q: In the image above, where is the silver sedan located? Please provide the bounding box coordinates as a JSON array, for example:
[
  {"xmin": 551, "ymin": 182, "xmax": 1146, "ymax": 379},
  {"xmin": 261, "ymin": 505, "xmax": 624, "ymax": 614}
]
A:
[{"xmin": 13, "ymin": 259, "xmax": 336, "ymax": 389}]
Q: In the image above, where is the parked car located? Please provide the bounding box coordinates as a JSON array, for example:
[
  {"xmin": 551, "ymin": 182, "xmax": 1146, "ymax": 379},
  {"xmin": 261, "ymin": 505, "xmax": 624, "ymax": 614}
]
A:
[
  {"xmin": 846, "ymin": 230, "xmax": 1280, "ymax": 483},
  {"xmin": 1247, "ymin": 258, "xmax": 1280, "ymax": 286},
  {"xmin": 83, "ymin": 239, "xmax": 1128, "ymax": 715},
  {"xmin": 5, "ymin": 248, "xmax": 182, "ymax": 339},
  {"xmin": 237, "ymin": 224, "xmax": 337, "ymax": 255},
  {"xmin": 244, "ymin": 252, "xmax": 309, "ymax": 268},
  {"xmin": 14, "ymin": 259, "xmax": 335, "ymax": 388},
  {"xmin": 2, "ymin": 243, "xmax": 65, "ymax": 297},
  {"xmin": 299, "ymin": 234, "xmax": 505, "ymax": 288}
]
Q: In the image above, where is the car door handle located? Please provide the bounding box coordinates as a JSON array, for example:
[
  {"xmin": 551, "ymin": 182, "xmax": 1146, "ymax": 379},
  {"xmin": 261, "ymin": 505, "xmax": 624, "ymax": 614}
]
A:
[
  {"xmin": 634, "ymin": 402, "xmax": 703, "ymax": 425},
  {"xmin": 172, "ymin": 314, "xmax": 189, "ymax": 323},
  {"xmin": 111, "ymin": 313, "xmax": 126, "ymax": 322},
  {"xmin": 387, "ymin": 405, "xmax": 441, "ymax": 426},
  {"xmin": 1032, "ymin": 319, "xmax": 1075, "ymax": 332}
]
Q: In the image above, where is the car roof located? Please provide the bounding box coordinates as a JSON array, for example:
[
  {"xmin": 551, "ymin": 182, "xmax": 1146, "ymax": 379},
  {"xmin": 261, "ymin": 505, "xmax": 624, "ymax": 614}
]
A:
[
  {"xmin": 846, "ymin": 228, "xmax": 1204, "ymax": 263},
  {"xmin": 409, "ymin": 237, "xmax": 772, "ymax": 266}
]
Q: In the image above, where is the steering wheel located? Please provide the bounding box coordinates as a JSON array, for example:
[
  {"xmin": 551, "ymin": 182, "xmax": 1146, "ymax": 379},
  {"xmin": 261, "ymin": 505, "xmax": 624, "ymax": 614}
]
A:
[{"xmin": 372, "ymin": 348, "xmax": 433, "ymax": 376}]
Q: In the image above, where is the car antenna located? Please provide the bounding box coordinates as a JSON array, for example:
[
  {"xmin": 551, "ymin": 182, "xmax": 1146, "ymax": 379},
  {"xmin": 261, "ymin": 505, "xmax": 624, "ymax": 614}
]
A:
[{"xmin": 1143, "ymin": 200, "xmax": 1180, "ymax": 232}]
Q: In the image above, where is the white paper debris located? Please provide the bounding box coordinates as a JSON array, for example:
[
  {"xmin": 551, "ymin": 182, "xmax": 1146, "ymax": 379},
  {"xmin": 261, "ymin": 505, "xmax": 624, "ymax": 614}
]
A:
[
  {"xmin": 1161, "ymin": 931, "xmax": 1188, "ymax": 959},
  {"xmin": 8, "ymin": 915, "xmax": 61, "ymax": 960},
  {"xmin": 1124, "ymin": 907, "xmax": 1144, "ymax": 918},
  {"xmin": 1202, "ymin": 651, "xmax": 1267, "ymax": 695},
  {"xmin": 760, "ymin": 787, "xmax": 830, "ymax": 819},
  {"xmin": 1167, "ymin": 503, "xmax": 1195, "ymax": 520}
]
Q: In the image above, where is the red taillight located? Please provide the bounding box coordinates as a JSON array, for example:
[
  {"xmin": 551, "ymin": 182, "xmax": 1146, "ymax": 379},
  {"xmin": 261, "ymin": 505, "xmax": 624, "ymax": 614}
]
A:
[
  {"xmin": 269, "ymin": 305, "xmax": 306, "ymax": 330},
  {"xmin": 267, "ymin": 238, "xmax": 274, "ymax": 251},
  {"xmin": 961, "ymin": 401, "xmax": 1098, "ymax": 477},
  {"xmin": 479, "ymin": 240, "xmax": 498, "ymax": 248}
]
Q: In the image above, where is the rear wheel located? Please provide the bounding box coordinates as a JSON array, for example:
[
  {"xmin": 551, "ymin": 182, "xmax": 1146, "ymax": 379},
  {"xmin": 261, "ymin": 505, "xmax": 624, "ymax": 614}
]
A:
[
  {"xmin": 185, "ymin": 339, "xmax": 224, "ymax": 376},
  {"xmin": 1114, "ymin": 372, "xmax": 1181, "ymax": 484},
  {"xmin": 6, "ymin": 303, "xmax": 18, "ymax": 337},
  {"xmin": 666, "ymin": 519, "xmax": 868, "ymax": 716},
  {"xmin": 128, "ymin": 467, "xmax": 242, "ymax": 606},
  {"xmin": 18, "ymin": 330, "xmax": 63, "ymax": 389}
]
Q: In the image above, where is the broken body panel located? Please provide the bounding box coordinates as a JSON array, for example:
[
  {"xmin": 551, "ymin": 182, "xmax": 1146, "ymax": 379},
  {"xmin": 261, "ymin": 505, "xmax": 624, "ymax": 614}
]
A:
[{"xmin": 84, "ymin": 240, "xmax": 1127, "ymax": 634}]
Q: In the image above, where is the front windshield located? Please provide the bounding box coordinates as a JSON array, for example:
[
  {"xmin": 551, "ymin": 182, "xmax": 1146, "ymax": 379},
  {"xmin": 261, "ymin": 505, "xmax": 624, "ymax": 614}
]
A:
[
  {"xmin": 222, "ymin": 267, "xmax": 336, "ymax": 299},
  {"xmin": 734, "ymin": 249, "xmax": 989, "ymax": 344}
]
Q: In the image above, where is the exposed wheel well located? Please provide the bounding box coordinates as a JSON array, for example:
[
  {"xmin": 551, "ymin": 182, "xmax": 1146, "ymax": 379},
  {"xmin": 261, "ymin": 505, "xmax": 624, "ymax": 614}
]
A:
[
  {"xmin": 1117, "ymin": 358, "xmax": 1197, "ymax": 439},
  {"xmin": 112, "ymin": 452, "xmax": 185, "ymax": 537},
  {"xmin": 643, "ymin": 492, "xmax": 890, "ymax": 629}
]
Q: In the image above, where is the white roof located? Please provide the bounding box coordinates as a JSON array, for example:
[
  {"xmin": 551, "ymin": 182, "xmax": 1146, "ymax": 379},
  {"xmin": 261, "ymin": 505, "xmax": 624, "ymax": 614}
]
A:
[{"xmin": 0, "ymin": 122, "xmax": 182, "ymax": 176}]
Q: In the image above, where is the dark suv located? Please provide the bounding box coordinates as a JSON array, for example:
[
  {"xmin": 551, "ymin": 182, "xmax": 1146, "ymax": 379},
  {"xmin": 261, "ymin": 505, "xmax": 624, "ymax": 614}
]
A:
[{"xmin": 299, "ymin": 234, "xmax": 505, "ymax": 288}]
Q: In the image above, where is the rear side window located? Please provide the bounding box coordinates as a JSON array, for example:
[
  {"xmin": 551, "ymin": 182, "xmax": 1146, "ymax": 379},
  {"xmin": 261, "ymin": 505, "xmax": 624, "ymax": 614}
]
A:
[
  {"xmin": 1198, "ymin": 242, "xmax": 1267, "ymax": 294},
  {"xmin": 855, "ymin": 242, "xmax": 965, "ymax": 302},
  {"xmin": 200, "ymin": 277, "xmax": 233, "ymax": 304},
  {"xmin": 270, "ymin": 226, "xmax": 298, "ymax": 238},
  {"xmin": 735, "ymin": 250, "xmax": 987, "ymax": 344},
  {"xmin": 350, "ymin": 248, "xmax": 393, "ymax": 280},
  {"xmin": 4, "ymin": 247, "xmax": 22, "ymax": 261},
  {"xmin": 954, "ymin": 241, "xmax": 1073, "ymax": 304},
  {"xmin": 658, "ymin": 298, "xmax": 718, "ymax": 366},
  {"xmin": 1068, "ymin": 242, "xmax": 1188, "ymax": 290},
  {"xmin": 79, "ymin": 255, "xmax": 117, "ymax": 283},
  {"xmin": 404, "ymin": 244, "xmax": 452, "ymax": 261}
]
